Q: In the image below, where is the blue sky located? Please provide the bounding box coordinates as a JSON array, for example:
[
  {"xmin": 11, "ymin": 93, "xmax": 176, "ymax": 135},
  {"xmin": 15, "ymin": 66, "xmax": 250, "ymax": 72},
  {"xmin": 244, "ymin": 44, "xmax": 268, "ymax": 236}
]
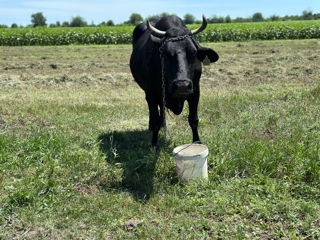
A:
[{"xmin": 0, "ymin": 0, "xmax": 319, "ymax": 26}]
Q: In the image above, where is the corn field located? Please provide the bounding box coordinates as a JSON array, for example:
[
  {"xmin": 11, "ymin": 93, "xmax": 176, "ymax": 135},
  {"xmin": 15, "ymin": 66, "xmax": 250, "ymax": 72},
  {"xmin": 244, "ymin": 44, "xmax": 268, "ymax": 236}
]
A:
[
  {"xmin": 194, "ymin": 21, "xmax": 320, "ymax": 42},
  {"xmin": 0, "ymin": 21, "xmax": 319, "ymax": 46}
]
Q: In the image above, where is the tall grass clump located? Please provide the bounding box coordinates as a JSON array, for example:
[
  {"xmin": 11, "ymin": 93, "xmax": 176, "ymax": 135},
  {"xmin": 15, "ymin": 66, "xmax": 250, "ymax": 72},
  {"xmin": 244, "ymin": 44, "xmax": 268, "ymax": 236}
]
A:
[
  {"xmin": 197, "ymin": 91, "xmax": 320, "ymax": 184},
  {"xmin": 0, "ymin": 129, "xmax": 106, "ymax": 213}
]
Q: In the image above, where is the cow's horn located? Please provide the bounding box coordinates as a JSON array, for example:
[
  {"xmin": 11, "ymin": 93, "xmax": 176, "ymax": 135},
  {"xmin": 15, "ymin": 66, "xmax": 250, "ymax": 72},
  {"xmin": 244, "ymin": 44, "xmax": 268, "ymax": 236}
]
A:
[
  {"xmin": 147, "ymin": 20, "xmax": 166, "ymax": 38},
  {"xmin": 191, "ymin": 14, "xmax": 207, "ymax": 35}
]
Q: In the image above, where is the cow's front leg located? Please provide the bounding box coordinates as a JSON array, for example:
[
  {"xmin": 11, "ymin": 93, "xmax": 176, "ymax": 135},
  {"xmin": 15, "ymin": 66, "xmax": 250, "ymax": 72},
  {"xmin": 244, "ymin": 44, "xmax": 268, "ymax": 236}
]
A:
[
  {"xmin": 146, "ymin": 95, "xmax": 161, "ymax": 146},
  {"xmin": 187, "ymin": 91, "xmax": 200, "ymax": 143}
]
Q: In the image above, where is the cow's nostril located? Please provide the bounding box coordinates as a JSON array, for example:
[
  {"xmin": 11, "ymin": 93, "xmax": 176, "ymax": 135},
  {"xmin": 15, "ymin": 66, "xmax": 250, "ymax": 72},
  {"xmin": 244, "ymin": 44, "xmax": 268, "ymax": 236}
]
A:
[
  {"xmin": 175, "ymin": 80, "xmax": 191, "ymax": 88},
  {"xmin": 173, "ymin": 80, "xmax": 193, "ymax": 95}
]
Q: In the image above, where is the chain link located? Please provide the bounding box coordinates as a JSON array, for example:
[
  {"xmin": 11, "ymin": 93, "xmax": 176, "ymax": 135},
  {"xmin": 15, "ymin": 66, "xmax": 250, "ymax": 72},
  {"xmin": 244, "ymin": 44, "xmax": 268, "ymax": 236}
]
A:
[
  {"xmin": 159, "ymin": 35, "xmax": 193, "ymax": 58},
  {"xmin": 161, "ymin": 56, "xmax": 167, "ymax": 141}
]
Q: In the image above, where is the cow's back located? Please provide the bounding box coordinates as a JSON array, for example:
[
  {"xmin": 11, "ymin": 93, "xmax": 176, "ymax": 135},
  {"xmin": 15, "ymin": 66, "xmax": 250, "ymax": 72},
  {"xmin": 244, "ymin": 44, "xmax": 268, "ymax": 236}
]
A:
[
  {"xmin": 130, "ymin": 17, "xmax": 162, "ymax": 93},
  {"xmin": 132, "ymin": 22, "xmax": 146, "ymax": 46},
  {"xmin": 132, "ymin": 17, "xmax": 160, "ymax": 46}
]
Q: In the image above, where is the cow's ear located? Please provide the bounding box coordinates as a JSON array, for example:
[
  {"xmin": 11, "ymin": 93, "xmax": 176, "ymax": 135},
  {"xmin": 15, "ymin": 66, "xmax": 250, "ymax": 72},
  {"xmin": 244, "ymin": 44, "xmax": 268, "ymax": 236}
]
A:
[{"xmin": 197, "ymin": 47, "xmax": 219, "ymax": 63}]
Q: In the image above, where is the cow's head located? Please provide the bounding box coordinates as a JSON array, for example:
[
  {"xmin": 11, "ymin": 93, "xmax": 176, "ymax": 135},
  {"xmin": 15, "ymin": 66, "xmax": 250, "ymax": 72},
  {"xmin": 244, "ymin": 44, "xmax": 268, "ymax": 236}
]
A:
[{"xmin": 147, "ymin": 15, "xmax": 219, "ymax": 97}]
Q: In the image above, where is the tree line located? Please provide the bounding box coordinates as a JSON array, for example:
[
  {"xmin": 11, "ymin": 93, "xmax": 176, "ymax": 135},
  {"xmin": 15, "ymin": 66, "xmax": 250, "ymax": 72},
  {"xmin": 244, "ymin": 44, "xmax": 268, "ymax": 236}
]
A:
[{"xmin": 0, "ymin": 10, "xmax": 319, "ymax": 29}]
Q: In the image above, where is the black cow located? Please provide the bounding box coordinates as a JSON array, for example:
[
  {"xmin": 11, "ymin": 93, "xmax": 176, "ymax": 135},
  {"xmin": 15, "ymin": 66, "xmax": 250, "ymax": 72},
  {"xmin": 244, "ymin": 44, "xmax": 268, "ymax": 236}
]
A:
[{"xmin": 130, "ymin": 15, "xmax": 219, "ymax": 146}]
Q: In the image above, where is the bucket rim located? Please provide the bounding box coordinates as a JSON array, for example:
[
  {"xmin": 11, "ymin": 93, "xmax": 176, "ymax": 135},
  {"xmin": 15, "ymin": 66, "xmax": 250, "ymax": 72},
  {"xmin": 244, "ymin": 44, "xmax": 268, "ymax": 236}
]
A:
[{"xmin": 172, "ymin": 143, "xmax": 209, "ymax": 160}]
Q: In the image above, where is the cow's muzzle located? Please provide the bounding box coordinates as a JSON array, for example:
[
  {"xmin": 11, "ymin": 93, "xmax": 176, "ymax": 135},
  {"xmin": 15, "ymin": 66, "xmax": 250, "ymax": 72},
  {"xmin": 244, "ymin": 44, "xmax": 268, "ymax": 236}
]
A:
[{"xmin": 171, "ymin": 79, "xmax": 193, "ymax": 96}]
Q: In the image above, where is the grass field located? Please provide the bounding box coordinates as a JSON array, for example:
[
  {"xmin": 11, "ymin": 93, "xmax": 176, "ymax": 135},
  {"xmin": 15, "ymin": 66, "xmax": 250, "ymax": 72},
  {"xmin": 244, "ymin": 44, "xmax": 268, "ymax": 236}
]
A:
[{"xmin": 1, "ymin": 39, "xmax": 320, "ymax": 239}]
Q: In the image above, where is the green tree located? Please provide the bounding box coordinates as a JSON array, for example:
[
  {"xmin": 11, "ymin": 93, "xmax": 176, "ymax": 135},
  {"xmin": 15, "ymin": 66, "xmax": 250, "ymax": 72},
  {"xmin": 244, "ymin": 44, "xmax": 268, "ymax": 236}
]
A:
[
  {"xmin": 70, "ymin": 16, "xmax": 87, "ymax": 27},
  {"xmin": 209, "ymin": 15, "xmax": 224, "ymax": 24},
  {"xmin": 160, "ymin": 12, "xmax": 172, "ymax": 18},
  {"xmin": 128, "ymin": 13, "xmax": 143, "ymax": 25},
  {"xmin": 225, "ymin": 15, "xmax": 232, "ymax": 23},
  {"xmin": 31, "ymin": 12, "xmax": 47, "ymax": 27},
  {"xmin": 11, "ymin": 23, "xmax": 18, "ymax": 28},
  {"xmin": 62, "ymin": 21, "xmax": 69, "ymax": 27},
  {"xmin": 269, "ymin": 15, "xmax": 280, "ymax": 21},
  {"xmin": 233, "ymin": 17, "xmax": 249, "ymax": 23},
  {"xmin": 252, "ymin": 12, "xmax": 264, "ymax": 22},
  {"xmin": 147, "ymin": 12, "xmax": 176, "ymax": 19},
  {"xmin": 106, "ymin": 20, "xmax": 114, "ymax": 26},
  {"xmin": 0, "ymin": 24, "xmax": 8, "ymax": 28},
  {"xmin": 302, "ymin": 10, "xmax": 313, "ymax": 20},
  {"xmin": 183, "ymin": 13, "xmax": 196, "ymax": 24},
  {"xmin": 56, "ymin": 21, "xmax": 61, "ymax": 27}
]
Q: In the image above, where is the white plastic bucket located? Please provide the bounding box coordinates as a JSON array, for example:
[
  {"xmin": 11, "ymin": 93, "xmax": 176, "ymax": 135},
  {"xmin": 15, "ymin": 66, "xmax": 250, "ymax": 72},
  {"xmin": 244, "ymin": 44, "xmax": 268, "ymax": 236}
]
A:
[{"xmin": 172, "ymin": 144, "xmax": 209, "ymax": 181}]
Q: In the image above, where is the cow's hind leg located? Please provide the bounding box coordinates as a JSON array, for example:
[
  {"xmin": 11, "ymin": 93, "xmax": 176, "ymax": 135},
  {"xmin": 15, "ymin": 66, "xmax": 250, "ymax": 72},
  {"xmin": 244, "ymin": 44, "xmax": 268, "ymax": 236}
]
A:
[
  {"xmin": 146, "ymin": 95, "xmax": 161, "ymax": 146},
  {"xmin": 187, "ymin": 91, "xmax": 200, "ymax": 143}
]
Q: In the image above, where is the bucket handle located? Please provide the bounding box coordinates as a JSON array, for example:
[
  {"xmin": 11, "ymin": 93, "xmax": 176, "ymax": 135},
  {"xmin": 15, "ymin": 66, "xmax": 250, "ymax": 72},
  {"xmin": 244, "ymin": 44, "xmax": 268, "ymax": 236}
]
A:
[{"xmin": 173, "ymin": 141, "xmax": 202, "ymax": 158}]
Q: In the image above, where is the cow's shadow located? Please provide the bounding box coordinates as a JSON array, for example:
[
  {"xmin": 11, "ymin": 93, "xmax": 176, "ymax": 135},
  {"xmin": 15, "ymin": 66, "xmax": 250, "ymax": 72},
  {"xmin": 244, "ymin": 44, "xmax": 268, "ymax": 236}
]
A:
[{"xmin": 98, "ymin": 130, "xmax": 164, "ymax": 201}]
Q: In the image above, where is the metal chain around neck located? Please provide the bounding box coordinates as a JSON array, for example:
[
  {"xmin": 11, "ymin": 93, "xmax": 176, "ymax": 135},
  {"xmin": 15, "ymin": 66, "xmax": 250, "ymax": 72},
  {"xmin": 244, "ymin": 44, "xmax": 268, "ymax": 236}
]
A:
[
  {"xmin": 161, "ymin": 56, "xmax": 167, "ymax": 141},
  {"xmin": 158, "ymin": 34, "xmax": 194, "ymax": 143},
  {"xmin": 159, "ymin": 35, "xmax": 193, "ymax": 58}
]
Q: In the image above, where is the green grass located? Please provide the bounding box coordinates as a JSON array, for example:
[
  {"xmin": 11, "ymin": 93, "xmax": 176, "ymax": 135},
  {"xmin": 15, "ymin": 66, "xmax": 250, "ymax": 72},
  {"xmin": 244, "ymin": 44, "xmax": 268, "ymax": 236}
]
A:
[{"xmin": 0, "ymin": 40, "xmax": 320, "ymax": 239}]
